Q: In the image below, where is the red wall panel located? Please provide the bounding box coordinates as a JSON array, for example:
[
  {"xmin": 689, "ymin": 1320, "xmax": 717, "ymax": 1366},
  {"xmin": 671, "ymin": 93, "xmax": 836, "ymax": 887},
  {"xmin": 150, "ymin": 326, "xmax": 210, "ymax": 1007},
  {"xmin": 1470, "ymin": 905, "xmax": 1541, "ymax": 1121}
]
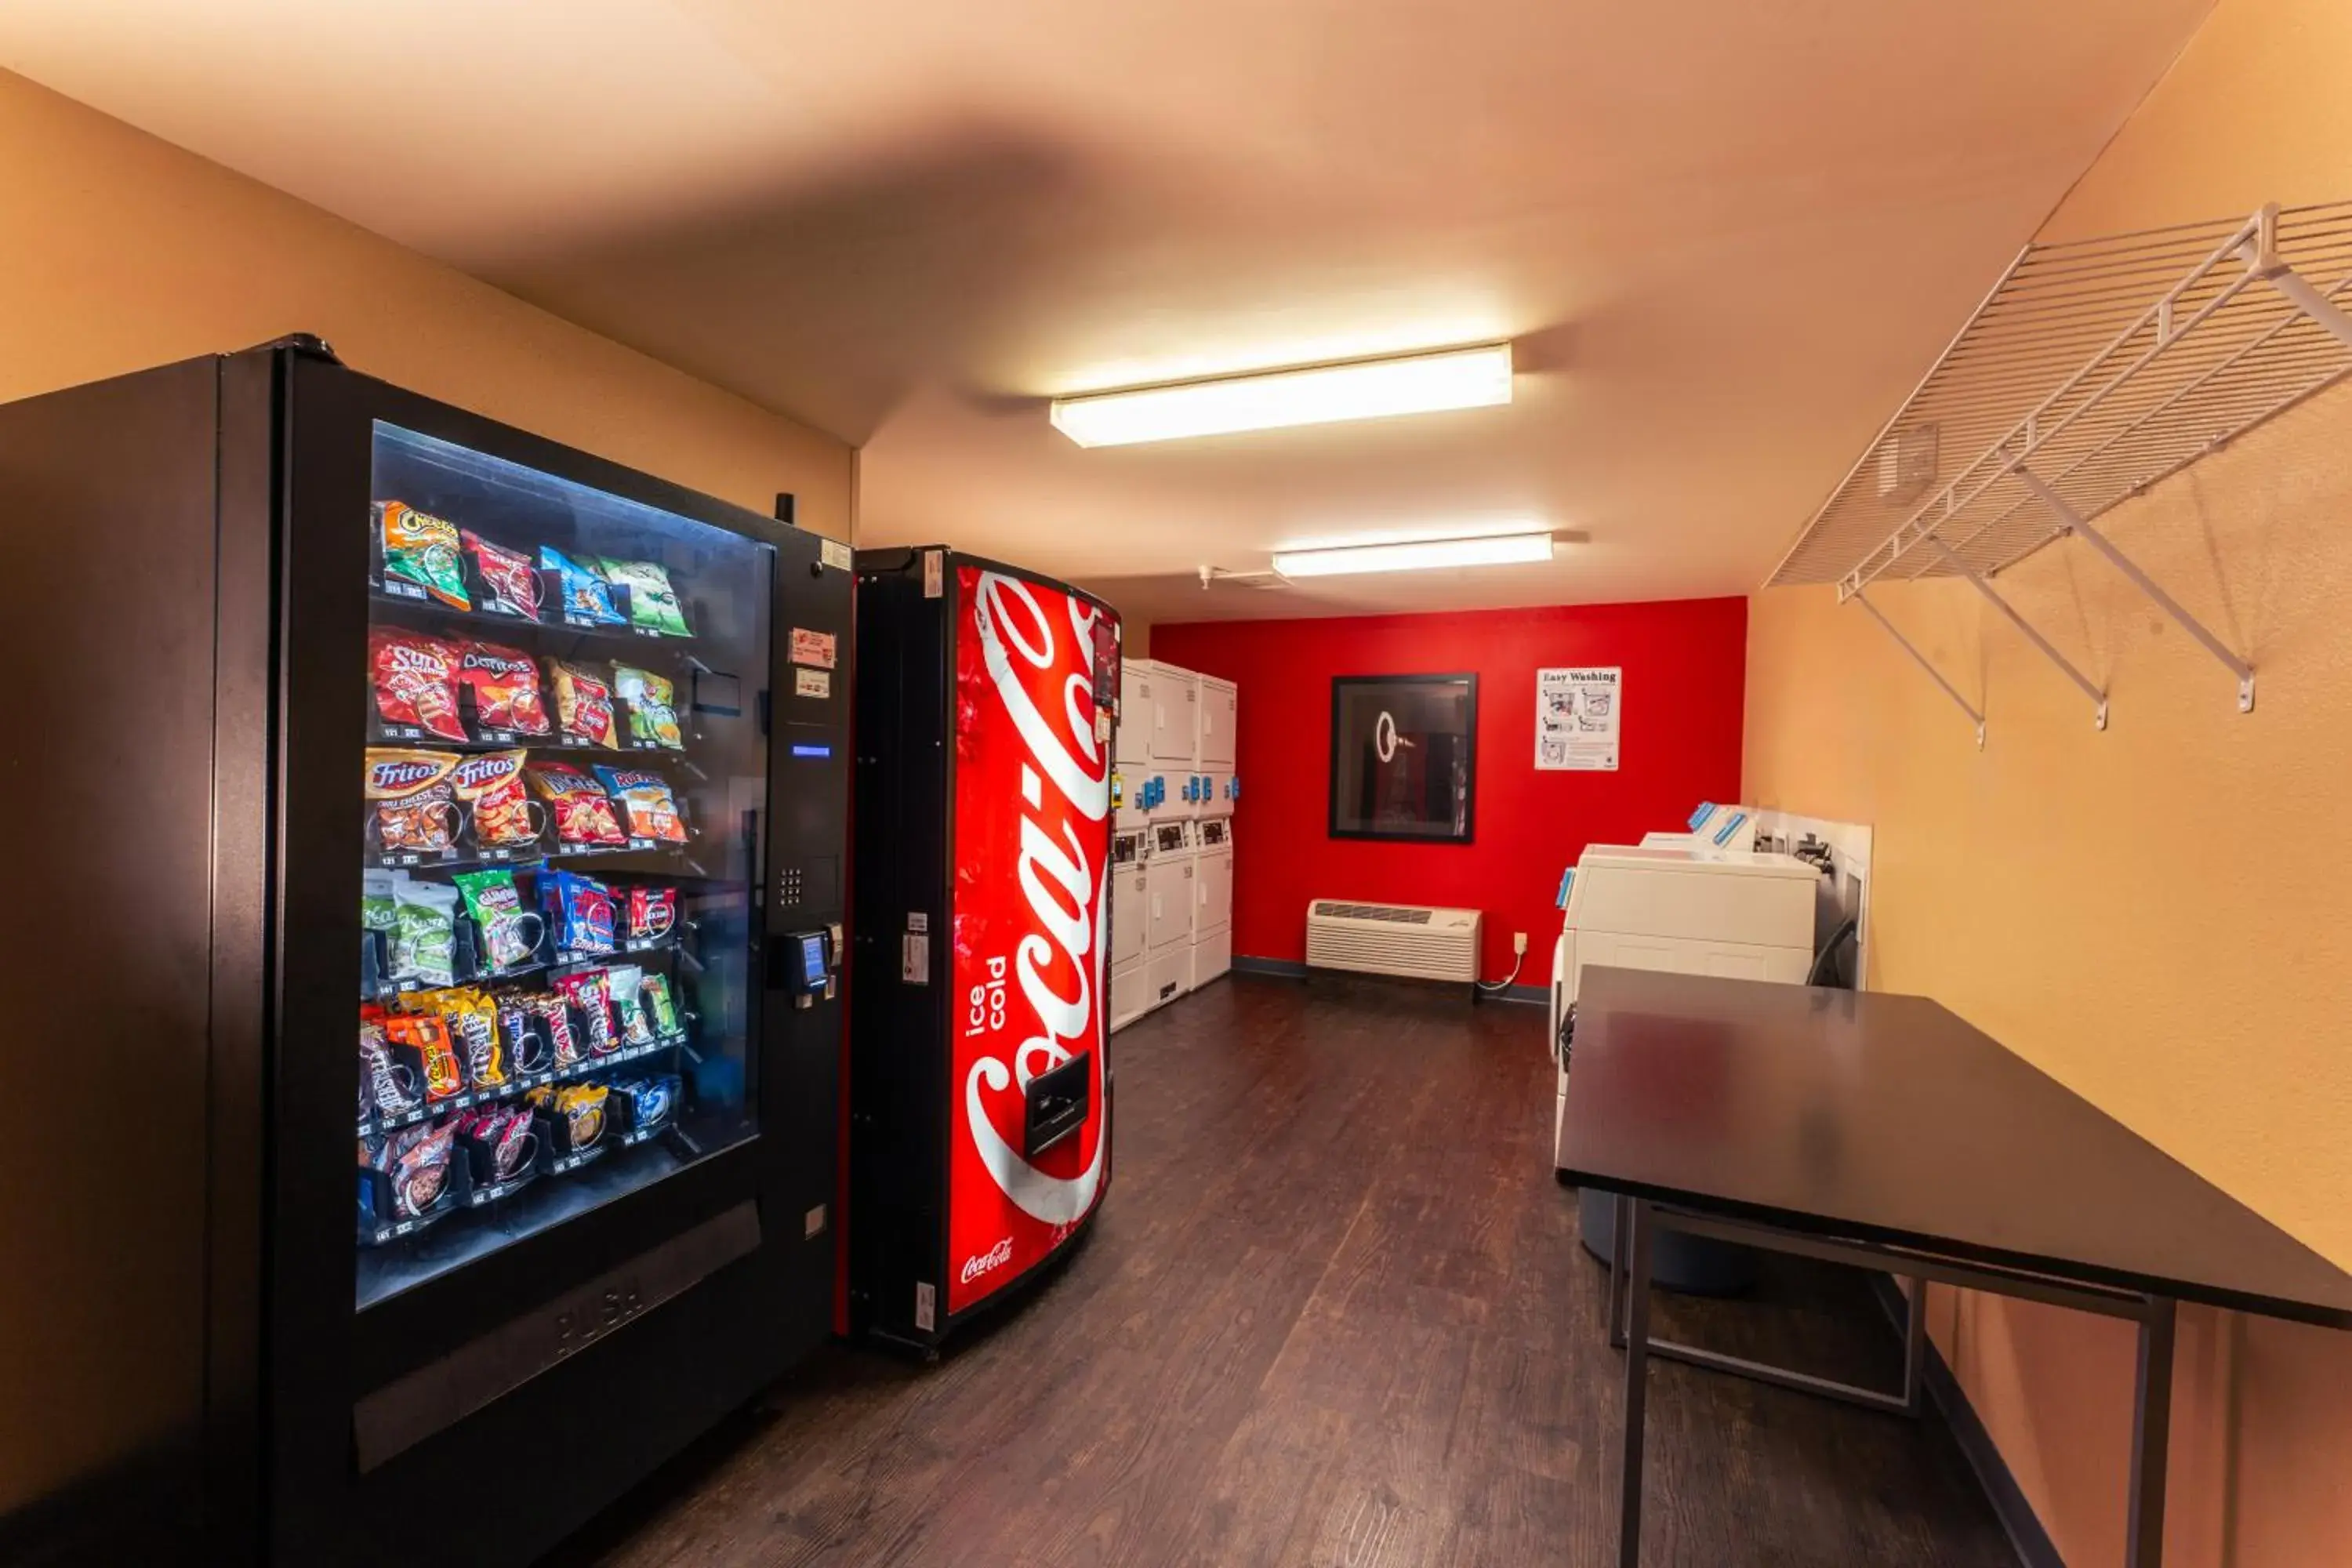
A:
[{"xmin": 1150, "ymin": 597, "xmax": 1748, "ymax": 983}]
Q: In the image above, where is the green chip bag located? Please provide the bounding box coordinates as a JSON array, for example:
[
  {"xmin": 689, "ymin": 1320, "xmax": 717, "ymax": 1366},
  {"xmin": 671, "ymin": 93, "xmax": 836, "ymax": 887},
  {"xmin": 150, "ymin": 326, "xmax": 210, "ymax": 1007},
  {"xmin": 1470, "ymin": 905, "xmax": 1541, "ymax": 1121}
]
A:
[
  {"xmin": 596, "ymin": 558, "xmax": 690, "ymax": 637},
  {"xmin": 376, "ymin": 501, "xmax": 470, "ymax": 610},
  {"xmin": 390, "ymin": 879, "xmax": 460, "ymax": 987},
  {"xmin": 362, "ymin": 868, "xmax": 402, "ymax": 932},
  {"xmin": 615, "ymin": 665, "xmax": 684, "ymax": 748}
]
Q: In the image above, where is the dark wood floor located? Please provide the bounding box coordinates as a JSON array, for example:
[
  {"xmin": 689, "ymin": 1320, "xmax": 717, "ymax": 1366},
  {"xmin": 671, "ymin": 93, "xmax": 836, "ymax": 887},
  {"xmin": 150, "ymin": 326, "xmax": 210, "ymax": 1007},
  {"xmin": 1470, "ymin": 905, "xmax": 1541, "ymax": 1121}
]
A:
[{"xmin": 566, "ymin": 975, "xmax": 2019, "ymax": 1567}]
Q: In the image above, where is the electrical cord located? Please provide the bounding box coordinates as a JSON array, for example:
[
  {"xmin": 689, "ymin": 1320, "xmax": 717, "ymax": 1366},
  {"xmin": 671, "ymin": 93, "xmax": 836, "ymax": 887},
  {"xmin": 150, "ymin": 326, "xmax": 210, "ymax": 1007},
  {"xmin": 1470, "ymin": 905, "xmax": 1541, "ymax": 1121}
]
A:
[{"xmin": 1475, "ymin": 953, "xmax": 1526, "ymax": 993}]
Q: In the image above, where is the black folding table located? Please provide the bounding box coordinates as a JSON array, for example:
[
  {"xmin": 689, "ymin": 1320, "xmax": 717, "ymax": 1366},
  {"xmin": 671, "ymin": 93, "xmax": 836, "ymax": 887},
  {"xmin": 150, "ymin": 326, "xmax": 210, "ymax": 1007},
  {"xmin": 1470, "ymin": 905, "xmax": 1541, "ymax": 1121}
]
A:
[{"xmin": 1555, "ymin": 967, "xmax": 2352, "ymax": 1568}]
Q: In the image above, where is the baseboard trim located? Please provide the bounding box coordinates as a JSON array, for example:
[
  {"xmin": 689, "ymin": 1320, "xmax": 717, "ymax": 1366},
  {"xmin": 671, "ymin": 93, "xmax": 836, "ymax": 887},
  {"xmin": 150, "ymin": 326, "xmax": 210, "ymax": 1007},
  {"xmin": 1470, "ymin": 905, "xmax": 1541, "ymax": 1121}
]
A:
[
  {"xmin": 1228, "ymin": 955, "xmax": 1547, "ymax": 1006},
  {"xmin": 1868, "ymin": 1276, "xmax": 2062, "ymax": 1568}
]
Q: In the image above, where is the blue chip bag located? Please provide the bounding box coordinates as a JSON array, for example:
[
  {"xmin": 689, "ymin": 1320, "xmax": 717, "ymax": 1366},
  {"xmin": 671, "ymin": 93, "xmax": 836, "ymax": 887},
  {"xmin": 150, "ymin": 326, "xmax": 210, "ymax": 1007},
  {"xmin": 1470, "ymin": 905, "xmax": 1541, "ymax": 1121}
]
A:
[{"xmin": 541, "ymin": 546, "xmax": 625, "ymax": 626}]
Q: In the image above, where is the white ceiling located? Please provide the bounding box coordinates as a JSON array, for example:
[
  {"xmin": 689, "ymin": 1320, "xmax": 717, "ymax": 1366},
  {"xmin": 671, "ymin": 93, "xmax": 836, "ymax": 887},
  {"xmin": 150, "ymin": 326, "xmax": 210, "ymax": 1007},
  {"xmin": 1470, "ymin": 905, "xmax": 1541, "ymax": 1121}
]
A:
[{"xmin": 0, "ymin": 0, "xmax": 2213, "ymax": 626}]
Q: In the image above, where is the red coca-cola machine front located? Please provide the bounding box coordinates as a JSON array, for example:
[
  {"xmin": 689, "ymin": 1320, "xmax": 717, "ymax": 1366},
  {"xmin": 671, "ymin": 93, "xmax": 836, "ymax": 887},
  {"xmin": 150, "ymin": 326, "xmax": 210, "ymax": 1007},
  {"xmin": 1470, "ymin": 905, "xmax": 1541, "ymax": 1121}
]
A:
[{"xmin": 847, "ymin": 548, "xmax": 1121, "ymax": 1350}]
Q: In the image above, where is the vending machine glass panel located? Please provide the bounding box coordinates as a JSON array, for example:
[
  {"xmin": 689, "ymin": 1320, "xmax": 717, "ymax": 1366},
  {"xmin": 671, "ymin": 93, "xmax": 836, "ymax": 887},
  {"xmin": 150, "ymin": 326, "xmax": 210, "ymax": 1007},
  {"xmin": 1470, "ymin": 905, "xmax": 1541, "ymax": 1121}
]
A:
[{"xmin": 355, "ymin": 422, "xmax": 771, "ymax": 1309}]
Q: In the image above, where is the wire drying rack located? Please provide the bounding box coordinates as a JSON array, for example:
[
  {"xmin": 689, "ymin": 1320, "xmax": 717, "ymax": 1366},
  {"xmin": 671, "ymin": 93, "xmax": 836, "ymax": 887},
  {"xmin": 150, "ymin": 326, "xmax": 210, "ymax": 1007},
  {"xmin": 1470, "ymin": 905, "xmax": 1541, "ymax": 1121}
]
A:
[{"xmin": 1768, "ymin": 200, "xmax": 2352, "ymax": 742}]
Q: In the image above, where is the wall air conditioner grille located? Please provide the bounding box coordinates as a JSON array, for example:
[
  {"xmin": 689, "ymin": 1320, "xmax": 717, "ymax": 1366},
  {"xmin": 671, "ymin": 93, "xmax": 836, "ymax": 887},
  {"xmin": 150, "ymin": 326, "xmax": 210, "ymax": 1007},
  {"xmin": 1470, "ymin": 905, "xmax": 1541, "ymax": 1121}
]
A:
[
  {"xmin": 1305, "ymin": 900, "xmax": 1482, "ymax": 984},
  {"xmin": 1312, "ymin": 902, "xmax": 1432, "ymax": 924}
]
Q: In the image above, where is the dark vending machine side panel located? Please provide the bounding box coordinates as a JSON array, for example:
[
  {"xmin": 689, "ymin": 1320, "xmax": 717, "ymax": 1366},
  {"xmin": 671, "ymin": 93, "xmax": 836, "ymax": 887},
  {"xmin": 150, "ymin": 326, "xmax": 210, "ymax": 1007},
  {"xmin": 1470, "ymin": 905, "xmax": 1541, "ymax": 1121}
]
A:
[
  {"xmin": 768, "ymin": 517, "xmax": 854, "ymax": 1349},
  {"xmin": 845, "ymin": 548, "xmax": 954, "ymax": 1348},
  {"xmin": 0, "ymin": 351, "xmax": 276, "ymax": 1566}
]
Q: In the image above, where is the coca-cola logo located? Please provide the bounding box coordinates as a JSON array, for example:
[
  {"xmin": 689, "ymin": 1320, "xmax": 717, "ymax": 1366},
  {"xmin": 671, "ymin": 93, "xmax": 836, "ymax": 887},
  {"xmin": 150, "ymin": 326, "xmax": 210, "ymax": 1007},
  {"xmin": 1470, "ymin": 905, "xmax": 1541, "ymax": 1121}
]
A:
[
  {"xmin": 960, "ymin": 571, "xmax": 1109, "ymax": 1228},
  {"xmin": 959, "ymin": 1236, "xmax": 1014, "ymax": 1285}
]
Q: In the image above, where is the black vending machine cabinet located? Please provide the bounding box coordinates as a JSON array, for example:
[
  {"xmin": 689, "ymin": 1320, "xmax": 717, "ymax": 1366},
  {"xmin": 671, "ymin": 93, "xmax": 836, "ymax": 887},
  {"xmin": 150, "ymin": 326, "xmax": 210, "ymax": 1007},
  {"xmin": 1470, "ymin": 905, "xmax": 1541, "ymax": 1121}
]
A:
[
  {"xmin": 848, "ymin": 548, "xmax": 1120, "ymax": 1353},
  {"xmin": 0, "ymin": 342, "xmax": 848, "ymax": 1566}
]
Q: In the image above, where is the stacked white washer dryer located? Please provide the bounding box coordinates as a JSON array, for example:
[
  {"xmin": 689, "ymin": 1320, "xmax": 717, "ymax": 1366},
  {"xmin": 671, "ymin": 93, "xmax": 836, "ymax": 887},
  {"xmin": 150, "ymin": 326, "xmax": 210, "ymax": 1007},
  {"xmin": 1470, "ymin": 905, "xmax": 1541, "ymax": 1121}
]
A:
[
  {"xmin": 1191, "ymin": 674, "xmax": 1236, "ymax": 988},
  {"xmin": 1109, "ymin": 659, "xmax": 1239, "ymax": 1032}
]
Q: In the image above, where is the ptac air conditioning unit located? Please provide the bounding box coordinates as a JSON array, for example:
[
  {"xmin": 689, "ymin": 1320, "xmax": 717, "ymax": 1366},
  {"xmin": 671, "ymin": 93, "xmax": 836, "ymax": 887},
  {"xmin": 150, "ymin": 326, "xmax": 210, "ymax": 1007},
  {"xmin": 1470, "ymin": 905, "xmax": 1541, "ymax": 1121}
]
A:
[{"xmin": 1305, "ymin": 901, "xmax": 1483, "ymax": 984}]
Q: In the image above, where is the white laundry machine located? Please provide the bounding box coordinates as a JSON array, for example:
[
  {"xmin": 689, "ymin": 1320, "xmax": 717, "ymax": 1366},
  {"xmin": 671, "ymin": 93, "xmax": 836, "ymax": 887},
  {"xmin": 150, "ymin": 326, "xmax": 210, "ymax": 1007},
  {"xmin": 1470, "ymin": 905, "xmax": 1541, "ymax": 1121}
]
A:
[
  {"xmin": 1109, "ymin": 824, "xmax": 1152, "ymax": 1033},
  {"xmin": 1190, "ymin": 815, "xmax": 1232, "ymax": 987},
  {"xmin": 1144, "ymin": 817, "xmax": 1196, "ymax": 1008}
]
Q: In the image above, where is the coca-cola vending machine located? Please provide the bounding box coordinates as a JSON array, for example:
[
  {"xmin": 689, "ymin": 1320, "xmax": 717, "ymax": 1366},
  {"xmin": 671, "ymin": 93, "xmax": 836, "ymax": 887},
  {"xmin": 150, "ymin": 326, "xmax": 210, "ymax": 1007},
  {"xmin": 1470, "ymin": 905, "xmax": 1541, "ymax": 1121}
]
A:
[{"xmin": 847, "ymin": 549, "xmax": 1121, "ymax": 1351}]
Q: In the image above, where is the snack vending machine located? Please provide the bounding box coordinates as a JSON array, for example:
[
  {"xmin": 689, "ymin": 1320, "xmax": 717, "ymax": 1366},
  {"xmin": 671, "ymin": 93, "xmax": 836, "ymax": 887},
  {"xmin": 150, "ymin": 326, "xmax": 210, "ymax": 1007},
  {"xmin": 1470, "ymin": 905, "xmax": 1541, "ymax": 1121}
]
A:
[
  {"xmin": 0, "ymin": 340, "xmax": 848, "ymax": 1566},
  {"xmin": 848, "ymin": 549, "xmax": 1120, "ymax": 1352}
]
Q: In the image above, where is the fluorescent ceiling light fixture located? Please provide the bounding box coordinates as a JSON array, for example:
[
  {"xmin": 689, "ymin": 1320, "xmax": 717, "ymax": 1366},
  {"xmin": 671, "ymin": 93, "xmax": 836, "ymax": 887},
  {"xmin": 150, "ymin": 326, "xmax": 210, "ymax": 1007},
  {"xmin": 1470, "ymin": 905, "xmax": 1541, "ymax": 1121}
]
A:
[
  {"xmin": 1272, "ymin": 531, "xmax": 1555, "ymax": 578},
  {"xmin": 1050, "ymin": 343, "xmax": 1512, "ymax": 447}
]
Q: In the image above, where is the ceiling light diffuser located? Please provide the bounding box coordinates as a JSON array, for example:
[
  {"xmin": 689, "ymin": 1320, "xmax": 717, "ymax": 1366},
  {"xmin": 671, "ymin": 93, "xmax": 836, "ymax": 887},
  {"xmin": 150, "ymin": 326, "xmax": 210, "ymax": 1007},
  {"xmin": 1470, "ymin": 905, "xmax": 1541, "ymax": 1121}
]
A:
[
  {"xmin": 1049, "ymin": 343, "xmax": 1512, "ymax": 447},
  {"xmin": 1271, "ymin": 532, "xmax": 1555, "ymax": 578}
]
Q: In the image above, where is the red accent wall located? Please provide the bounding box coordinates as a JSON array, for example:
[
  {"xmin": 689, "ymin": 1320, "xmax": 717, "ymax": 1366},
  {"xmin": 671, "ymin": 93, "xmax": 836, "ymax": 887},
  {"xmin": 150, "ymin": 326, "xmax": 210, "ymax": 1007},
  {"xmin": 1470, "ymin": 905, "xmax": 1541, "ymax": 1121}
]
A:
[{"xmin": 1151, "ymin": 597, "xmax": 1748, "ymax": 984}]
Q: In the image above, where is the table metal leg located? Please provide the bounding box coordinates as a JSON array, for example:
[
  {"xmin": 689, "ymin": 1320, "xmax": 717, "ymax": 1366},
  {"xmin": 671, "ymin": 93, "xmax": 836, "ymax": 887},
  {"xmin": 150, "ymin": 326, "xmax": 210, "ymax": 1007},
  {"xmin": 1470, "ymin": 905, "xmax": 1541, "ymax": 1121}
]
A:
[
  {"xmin": 1903, "ymin": 1276, "xmax": 1928, "ymax": 1416},
  {"xmin": 1608, "ymin": 1194, "xmax": 1630, "ymax": 1348},
  {"xmin": 2126, "ymin": 1296, "xmax": 2176, "ymax": 1568},
  {"xmin": 1618, "ymin": 1199, "xmax": 1653, "ymax": 1568}
]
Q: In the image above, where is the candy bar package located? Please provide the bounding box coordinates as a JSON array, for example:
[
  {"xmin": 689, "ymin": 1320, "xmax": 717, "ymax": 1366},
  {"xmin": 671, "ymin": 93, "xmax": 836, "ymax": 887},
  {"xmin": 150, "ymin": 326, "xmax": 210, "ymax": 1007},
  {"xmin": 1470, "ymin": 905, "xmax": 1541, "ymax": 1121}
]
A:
[
  {"xmin": 366, "ymin": 748, "xmax": 463, "ymax": 856},
  {"xmin": 531, "ymin": 991, "xmax": 585, "ymax": 1068},
  {"xmin": 613, "ymin": 1073, "xmax": 680, "ymax": 1134},
  {"xmin": 359, "ymin": 1011, "xmax": 422, "ymax": 1121},
  {"xmin": 593, "ymin": 766, "xmax": 688, "ymax": 844},
  {"xmin": 550, "ymin": 1083, "xmax": 609, "ymax": 1150},
  {"xmin": 596, "ymin": 557, "xmax": 691, "ymax": 637},
  {"xmin": 491, "ymin": 989, "xmax": 556, "ymax": 1076},
  {"xmin": 542, "ymin": 546, "xmax": 624, "ymax": 626},
  {"xmin": 452, "ymin": 866, "xmax": 540, "ymax": 971},
  {"xmin": 613, "ymin": 665, "xmax": 684, "ymax": 749},
  {"xmin": 369, "ymin": 628, "xmax": 468, "ymax": 742},
  {"xmin": 625, "ymin": 884, "xmax": 678, "ymax": 941},
  {"xmin": 389, "ymin": 877, "xmax": 461, "ymax": 986},
  {"xmin": 607, "ymin": 964, "xmax": 655, "ymax": 1047},
  {"xmin": 458, "ymin": 1105, "xmax": 538, "ymax": 1184},
  {"xmin": 455, "ymin": 642, "xmax": 551, "ymax": 736},
  {"xmin": 436, "ymin": 986, "xmax": 508, "ymax": 1091},
  {"xmin": 542, "ymin": 868, "xmax": 616, "ymax": 956},
  {"xmin": 375, "ymin": 1120, "xmax": 458, "ymax": 1221},
  {"xmin": 450, "ymin": 750, "xmax": 542, "ymax": 851},
  {"xmin": 385, "ymin": 1010, "xmax": 465, "ymax": 1102},
  {"xmin": 639, "ymin": 973, "xmax": 682, "ymax": 1040},
  {"xmin": 376, "ymin": 501, "xmax": 469, "ymax": 610},
  {"xmin": 554, "ymin": 970, "xmax": 622, "ymax": 1056},
  {"xmin": 524, "ymin": 760, "xmax": 626, "ymax": 847},
  {"xmin": 462, "ymin": 530, "xmax": 543, "ymax": 620}
]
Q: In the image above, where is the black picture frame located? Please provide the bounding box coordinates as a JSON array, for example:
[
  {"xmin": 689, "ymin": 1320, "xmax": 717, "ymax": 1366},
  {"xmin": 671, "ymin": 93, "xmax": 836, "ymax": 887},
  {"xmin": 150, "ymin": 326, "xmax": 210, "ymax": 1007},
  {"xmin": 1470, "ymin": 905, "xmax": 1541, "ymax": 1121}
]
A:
[{"xmin": 1327, "ymin": 673, "xmax": 1479, "ymax": 844}]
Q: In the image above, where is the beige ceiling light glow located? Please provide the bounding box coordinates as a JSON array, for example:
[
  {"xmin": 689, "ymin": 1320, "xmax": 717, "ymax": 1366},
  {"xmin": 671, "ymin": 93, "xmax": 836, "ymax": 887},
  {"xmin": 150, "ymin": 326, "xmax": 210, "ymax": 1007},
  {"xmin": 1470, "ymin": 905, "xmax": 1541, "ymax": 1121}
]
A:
[
  {"xmin": 1049, "ymin": 343, "xmax": 1512, "ymax": 448},
  {"xmin": 1271, "ymin": 531, "xmax": 1555, "ymax": 578}
]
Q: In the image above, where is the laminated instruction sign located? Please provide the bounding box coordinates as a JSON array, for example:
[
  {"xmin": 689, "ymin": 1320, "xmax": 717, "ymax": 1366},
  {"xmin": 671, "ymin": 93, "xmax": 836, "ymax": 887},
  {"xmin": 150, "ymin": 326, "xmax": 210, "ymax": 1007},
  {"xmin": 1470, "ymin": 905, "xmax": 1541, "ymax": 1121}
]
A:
[{"xmin": 1537, "ymin": 666, "xmax": 1621, "ymax": 771}]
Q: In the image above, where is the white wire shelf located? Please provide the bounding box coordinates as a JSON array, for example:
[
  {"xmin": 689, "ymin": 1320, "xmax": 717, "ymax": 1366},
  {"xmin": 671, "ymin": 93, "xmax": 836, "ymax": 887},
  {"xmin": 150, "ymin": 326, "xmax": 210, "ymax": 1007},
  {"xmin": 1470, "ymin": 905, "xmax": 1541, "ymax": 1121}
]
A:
[{"xmin": 1766, "ymin": 200, "xmax": 2352, "ymax": 738}]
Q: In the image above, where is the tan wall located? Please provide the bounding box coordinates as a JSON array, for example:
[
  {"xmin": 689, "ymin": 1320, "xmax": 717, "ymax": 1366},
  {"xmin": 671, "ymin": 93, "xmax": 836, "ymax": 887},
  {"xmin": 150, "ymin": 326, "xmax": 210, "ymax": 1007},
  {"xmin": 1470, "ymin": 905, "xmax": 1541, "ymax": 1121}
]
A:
[
  {"xmin": 0, "ymin": 67, "xmax": 851, "ymax": 535},
  {"xmin": 1745, "ymin": 1, "xmax": 2352, "ymax": 1561}
]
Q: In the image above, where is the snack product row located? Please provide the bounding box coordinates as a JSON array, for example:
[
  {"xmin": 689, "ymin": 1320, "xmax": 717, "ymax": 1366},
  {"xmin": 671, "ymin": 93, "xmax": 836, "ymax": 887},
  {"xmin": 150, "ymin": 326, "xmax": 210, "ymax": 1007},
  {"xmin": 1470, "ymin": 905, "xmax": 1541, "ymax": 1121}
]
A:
[
  {"xmin": 361, "ymin": 965, "xmax": 684, "ymax": 1127},
  {"xmin": 363, "ymin": 866, "xmax": 679, "ymax": 992},
  {"xmin": 365, "ymin": 747, "xmax": 689, "ymax": 866},
  {"xmin": 358, "ymin": 1070, "xmax": 682, "ymax": 1241},
  {"xmin": 372, "ymin": 626, "xmax": 683, "ymax": 749},
  {"xmin": 376, "ymin": 499, "xmax": 692, "ymax": 637}
]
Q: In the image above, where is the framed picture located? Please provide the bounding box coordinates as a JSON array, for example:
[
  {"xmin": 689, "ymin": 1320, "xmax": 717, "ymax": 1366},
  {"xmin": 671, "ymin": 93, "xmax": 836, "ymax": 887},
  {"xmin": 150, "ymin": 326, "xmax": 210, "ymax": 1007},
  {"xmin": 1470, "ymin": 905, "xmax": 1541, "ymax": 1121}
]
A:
[{"xmin": 1327, "ymin": 673, "xmax": 1478, "ymax": 843}]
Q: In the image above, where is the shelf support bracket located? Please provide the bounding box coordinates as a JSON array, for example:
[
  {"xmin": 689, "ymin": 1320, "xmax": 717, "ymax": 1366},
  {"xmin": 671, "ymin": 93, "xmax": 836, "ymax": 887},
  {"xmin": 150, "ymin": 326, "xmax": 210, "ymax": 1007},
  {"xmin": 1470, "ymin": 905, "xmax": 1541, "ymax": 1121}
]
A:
[
  {"xmin": 1926, "ymin": 536, "xmax": 2109, "ymax": 731},
  {"xmin": 2252, "ymin": 222, "xmax": 2352, "ymax": 351},
  {"xmin": 1853, "ymin": 589, "xmax": 1986, "ymax": 749},
  {"xmin": 2010, "ymin": 467, "xmax": 2254, "ymax": 713}
]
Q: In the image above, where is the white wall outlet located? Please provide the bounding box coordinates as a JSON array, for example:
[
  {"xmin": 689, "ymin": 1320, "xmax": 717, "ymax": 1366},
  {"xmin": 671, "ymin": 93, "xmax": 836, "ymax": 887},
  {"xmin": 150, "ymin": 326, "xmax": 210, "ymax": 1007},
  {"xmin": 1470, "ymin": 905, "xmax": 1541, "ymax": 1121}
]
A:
[{"xmin": 1512, "ymin": 931, "xmax": 1528, "ymax": 956}]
